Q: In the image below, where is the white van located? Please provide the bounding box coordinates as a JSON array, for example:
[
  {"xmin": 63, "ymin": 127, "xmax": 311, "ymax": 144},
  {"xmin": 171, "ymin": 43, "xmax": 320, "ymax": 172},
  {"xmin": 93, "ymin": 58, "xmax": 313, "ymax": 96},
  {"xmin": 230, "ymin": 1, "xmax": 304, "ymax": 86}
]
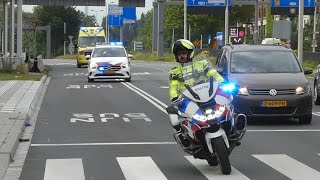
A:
[{"xmin": 261, "ymin": 38, "xmax": 281, "ymax": 45}]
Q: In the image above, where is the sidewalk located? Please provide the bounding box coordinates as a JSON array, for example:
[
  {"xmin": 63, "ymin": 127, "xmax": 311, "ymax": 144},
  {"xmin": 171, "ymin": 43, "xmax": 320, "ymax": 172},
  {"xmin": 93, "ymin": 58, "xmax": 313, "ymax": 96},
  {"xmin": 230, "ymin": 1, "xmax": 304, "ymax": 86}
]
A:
[{"xmin": 0, "ymin": 75, "xmax": 48, "ymax": 179}]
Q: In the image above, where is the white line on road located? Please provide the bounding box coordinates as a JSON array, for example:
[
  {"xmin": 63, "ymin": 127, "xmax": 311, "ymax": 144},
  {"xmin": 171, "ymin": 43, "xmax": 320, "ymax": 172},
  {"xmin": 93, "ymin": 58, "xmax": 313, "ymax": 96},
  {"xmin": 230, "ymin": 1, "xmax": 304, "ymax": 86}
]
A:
[
  {"xmin": 121, "ymin": 82, "xmax": 168, "ymax": 114},
  {"xmin": 124, "ymin": 82, "xmax": 168, "ymax": 108},
  {"xmin": 31, "ymin": 142, "xmax": 177, "ymax": 147},
  {"xmin": 312, "ymin": 112, "xmax": 320, "ymax": 116},
  {"xmin": 117, "ymin": 156, "xmax": 167, "ymax": 180},
  {"xmin": 44, "ymin": 158, "xmax": 85, "ymax": 180},
  {"xmin": 253, "ymin": 154, "xmax": 320, "ymax": 180},
  {"xmin": 185, "ymin": 156, "xmax": 250, "ymax": 180}
]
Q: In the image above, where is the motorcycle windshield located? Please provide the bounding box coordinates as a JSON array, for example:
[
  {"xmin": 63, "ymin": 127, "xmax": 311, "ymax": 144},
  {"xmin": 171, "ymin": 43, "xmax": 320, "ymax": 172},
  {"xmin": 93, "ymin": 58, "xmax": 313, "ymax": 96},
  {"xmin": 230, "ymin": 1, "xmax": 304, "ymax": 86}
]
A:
[{"xmin": 179, "ymin": 59, "xmax": 217, "ymax": 102}]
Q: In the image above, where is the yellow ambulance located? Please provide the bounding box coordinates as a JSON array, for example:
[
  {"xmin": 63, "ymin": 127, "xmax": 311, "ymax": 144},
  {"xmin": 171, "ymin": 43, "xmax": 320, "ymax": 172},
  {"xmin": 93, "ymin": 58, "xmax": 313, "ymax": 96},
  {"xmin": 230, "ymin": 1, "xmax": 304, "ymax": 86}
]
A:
[{"xmin": 76, "ymin": 27, "xmax": 105, "ymax": 68}]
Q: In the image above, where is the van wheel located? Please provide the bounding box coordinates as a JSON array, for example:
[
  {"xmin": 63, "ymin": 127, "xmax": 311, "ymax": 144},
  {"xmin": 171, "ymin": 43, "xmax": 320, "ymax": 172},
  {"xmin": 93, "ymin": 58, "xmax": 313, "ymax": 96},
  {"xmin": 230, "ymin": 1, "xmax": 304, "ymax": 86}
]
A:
[
  {"xmin": 77, "ymin": 62, "xmax": 81, "ymax": 68},
  {"xmin": 314, "ymin": 84, "xmax": 320, "ymax": 105},
  {"xmin": 299, "ymin": 114, "xmax": 312, "ymax": 124}
]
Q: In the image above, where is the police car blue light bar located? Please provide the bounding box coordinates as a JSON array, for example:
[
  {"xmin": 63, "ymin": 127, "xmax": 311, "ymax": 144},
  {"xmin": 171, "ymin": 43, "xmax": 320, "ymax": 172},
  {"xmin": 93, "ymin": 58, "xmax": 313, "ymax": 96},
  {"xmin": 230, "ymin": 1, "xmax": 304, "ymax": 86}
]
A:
[{"xmin": 110, "ymin": 42, "xmax": 123, "ymax": 45}]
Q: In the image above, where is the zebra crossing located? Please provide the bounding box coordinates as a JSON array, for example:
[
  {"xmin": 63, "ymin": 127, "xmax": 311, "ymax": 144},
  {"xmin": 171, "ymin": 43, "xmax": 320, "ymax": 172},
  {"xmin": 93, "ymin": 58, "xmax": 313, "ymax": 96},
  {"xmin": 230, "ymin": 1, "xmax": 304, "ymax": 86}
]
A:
[{"xmin": 42, "ymin": 154, "xmax": 320, "ymax": 180}]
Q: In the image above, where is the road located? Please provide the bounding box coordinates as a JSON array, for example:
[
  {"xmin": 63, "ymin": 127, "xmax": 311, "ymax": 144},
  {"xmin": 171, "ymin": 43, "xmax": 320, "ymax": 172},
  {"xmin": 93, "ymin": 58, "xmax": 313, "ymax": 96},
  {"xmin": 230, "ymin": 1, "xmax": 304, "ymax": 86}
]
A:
[{"xmin": 16, "ymin": 59, "xmax": 320, "ymax": 180}]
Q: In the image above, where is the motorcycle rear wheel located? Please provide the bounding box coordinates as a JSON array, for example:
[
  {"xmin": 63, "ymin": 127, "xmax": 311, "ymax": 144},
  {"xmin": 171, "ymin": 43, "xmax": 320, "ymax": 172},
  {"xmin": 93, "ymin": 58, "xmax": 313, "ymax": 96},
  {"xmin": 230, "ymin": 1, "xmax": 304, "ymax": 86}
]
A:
[{"xmin": 211, "ymin": 137, "xmax": 231, "ymax": 175}]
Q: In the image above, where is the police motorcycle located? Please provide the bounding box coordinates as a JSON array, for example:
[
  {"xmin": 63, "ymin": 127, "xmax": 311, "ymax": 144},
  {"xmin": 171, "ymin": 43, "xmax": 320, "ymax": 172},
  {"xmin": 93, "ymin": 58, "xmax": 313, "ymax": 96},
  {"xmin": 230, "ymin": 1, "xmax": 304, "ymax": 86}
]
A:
[{"xmin": 169, "ymin": 59, "xmax": 247, "ymax": 175}]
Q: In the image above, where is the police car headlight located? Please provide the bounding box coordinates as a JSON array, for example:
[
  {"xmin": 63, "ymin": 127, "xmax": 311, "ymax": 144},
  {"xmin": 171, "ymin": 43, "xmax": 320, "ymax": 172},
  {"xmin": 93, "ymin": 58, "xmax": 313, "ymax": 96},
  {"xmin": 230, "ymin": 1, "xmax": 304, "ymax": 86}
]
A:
[
  {"xmin": 122, "ymin": 62, "xmax": 129, "ymax": 68},
  {"xmin": 296, "ymin": 84, "xmax": 310, "ymax": 94},
  {"xmin": 89, "ymin": 63, "xmax": 98, "ymax": 69}
]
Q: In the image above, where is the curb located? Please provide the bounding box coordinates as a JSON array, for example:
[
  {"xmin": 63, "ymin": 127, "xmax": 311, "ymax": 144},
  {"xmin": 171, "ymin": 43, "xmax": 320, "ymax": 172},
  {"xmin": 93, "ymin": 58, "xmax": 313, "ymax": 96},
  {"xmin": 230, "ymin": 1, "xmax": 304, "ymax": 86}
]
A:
[{"xmin": 0, "ymin": 75, "xmax": 48, "ymax": 180}]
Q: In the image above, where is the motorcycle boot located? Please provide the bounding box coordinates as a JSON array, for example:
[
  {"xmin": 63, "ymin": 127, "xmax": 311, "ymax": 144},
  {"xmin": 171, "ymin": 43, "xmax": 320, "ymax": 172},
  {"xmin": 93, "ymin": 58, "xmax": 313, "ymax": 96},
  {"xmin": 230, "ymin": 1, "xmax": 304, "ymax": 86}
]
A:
[
  {"xmin": 233, "ymin": 113, "xmax": 247, "ymax": 146},
  {"xmin": 235, "ymin": 113, "xmax": 247, "ymax": 134}
]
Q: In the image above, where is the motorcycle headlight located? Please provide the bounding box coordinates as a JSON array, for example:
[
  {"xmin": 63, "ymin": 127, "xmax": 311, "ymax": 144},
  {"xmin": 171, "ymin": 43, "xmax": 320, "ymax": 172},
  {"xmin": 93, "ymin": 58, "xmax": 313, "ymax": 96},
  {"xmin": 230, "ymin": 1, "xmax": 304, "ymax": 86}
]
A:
[
  {"xmin": 238, "ymin": 87, "xmax": 249, "ymax": 95},
  {"xmin": 192, "ymin": 114, "xmax": 207, "ymax": 121},
  {"xmin": 205, "ymin": 109, "xmax": 213, "ymax": 114},
  {"xmin": 296, "ymin": 84, "xmax": 310, "ymax": 95},
  {"xmin": 89, "ymin": 63, "xmax": 98, "ymax": 69}
]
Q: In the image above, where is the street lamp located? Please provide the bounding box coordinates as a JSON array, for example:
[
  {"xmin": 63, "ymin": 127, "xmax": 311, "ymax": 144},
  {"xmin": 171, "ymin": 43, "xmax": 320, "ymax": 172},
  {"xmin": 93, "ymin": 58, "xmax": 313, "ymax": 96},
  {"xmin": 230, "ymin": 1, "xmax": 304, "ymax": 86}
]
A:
[{"xmin": 91, "ymin": 9, "xmax": 104, "ymax": 26}]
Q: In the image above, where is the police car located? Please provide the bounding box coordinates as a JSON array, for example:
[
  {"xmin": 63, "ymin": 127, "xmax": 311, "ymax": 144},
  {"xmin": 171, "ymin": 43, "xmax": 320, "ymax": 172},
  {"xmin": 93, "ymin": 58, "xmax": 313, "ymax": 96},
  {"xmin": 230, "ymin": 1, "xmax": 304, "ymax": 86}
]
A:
[{"xmin": 87, "ymin": 42, "xmax": 132, "ymax": 82}]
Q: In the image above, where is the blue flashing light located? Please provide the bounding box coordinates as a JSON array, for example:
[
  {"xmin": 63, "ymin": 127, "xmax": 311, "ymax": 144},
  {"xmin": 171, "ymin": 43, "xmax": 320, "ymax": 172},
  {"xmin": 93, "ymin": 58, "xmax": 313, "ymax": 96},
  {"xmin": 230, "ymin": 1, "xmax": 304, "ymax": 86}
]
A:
[
  {"xmin": 98, "ymin": 67, "xmax": 104, "ymax": 71},
  {"xmin": 221, "ymin": 83, "xmax": 236, "ymax": 93},
  {"xmin": 110, "ymin": 42, "xmax": 123, "ymax": 46}
]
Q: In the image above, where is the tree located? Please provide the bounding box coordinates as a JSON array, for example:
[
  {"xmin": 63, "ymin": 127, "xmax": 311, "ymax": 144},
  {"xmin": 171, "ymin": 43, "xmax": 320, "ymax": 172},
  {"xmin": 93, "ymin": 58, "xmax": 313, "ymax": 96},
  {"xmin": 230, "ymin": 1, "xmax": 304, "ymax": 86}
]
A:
[
  {"xmin": 265, "ymin": 6, "xmax": 273, "ymax": 38},
  {"xmin": 32, "ymin": 6, "xmax": 95, "ymax": 56},
  {"xmin": 136, "ymin": 11, "xmax": 154, "ymax": 50},
  {"xmin": 135, "ymin": 5, "xmax": 255, "ymax": 50}
]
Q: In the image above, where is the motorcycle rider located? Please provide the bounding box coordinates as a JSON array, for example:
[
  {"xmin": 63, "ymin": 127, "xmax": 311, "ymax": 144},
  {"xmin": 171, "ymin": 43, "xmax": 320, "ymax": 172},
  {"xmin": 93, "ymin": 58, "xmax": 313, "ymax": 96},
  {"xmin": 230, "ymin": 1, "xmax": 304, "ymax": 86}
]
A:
[{"xmin": 166, "ymin": 39, "xmax": 226, "ymax": 146}]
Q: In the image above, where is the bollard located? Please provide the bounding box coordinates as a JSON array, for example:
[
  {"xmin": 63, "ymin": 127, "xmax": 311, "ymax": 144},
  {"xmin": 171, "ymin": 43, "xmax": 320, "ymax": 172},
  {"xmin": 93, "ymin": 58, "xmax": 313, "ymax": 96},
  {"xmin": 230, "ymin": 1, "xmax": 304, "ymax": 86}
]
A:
[
  {"xmin": 25, "ymin": 53, "xmax": 30, "ymax": 63},
  {"xmin": 30, "ymin": 57, "xmax": 40, "ymax": 72}
]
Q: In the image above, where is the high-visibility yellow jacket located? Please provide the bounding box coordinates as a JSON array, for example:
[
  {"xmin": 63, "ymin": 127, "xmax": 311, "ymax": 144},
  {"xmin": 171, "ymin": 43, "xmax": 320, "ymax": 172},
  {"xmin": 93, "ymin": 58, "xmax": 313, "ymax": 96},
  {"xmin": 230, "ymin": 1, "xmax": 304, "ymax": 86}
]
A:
[{"xmin": 169, "ymin": 59, "xmax": 224, "ymax": 101}]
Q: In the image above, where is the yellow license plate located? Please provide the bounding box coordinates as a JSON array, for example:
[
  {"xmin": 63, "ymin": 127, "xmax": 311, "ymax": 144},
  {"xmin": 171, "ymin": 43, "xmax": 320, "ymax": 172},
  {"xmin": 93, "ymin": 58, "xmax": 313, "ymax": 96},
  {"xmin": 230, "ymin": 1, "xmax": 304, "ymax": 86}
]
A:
[
  {"xmin": 262, "ymin": 101, "xmax": 287, "ymax": 107},
  {"xmin": 104, "ymin": 70, "xmax": 115, "ymax": 74}
]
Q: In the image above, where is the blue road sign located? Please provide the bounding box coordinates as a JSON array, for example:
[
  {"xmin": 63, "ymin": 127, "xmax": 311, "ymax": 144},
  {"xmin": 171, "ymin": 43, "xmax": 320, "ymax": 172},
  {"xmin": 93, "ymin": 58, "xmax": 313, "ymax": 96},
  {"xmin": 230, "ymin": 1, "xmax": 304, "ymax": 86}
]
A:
[
  {"xmin": 187, "ymin": 0, "xmax": 231, "ymax": 6},
  {"xmin": 108, "ymin": 15, "xmax": 123, "ymax": 26},
  {"xmin": 271, "ymin": 0, "xmax": 315, "ymax": 7},
  {"xmin": 108, "ymin": 6, "xmax": 136, "ymax": 26},
  {"xmin": 216, "ymin": 32, "xmax": 223, "ymax": 45},
  {"xmin": 123, "ymin": 7, "xmax": 136, "ymax": 25}
]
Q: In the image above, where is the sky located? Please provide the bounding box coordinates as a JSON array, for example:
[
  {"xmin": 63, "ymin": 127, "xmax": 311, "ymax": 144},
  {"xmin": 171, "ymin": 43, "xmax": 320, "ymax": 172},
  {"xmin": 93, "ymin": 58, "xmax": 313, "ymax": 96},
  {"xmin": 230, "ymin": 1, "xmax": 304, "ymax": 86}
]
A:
[{"xmin": 22, "ymin": 0, "xmax": 153, "ymax": 25}]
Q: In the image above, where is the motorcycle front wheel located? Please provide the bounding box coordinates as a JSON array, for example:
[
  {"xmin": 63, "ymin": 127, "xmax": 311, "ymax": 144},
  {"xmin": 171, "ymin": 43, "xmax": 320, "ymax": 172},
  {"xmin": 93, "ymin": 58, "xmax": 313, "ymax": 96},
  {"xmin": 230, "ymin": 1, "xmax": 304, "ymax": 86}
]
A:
[{"xmin": 211, "ymin": 137, "xmax": 231, "ymax": 175}]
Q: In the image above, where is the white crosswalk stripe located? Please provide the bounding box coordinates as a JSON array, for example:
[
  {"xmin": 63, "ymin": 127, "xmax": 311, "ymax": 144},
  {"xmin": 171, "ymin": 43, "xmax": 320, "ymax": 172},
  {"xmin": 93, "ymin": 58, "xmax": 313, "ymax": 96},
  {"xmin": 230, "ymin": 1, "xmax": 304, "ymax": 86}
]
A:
[
  {"xmin": 42, "ymin": 154, "xmax": 320, "ymax": 180},
  {"xmin": 185, "ymin": 156, "xmax": 250, "ymax": 179},
  {"xmin": 117, "ymin": 156, "xmax": 167, "ymax": 180},
  {"xmin": 43, "ymin": 158, "xmax": 85, "ymax": 180},
  {"xmin": 253, "ymin": 154, "xmax": 320, "ymax": 180}
]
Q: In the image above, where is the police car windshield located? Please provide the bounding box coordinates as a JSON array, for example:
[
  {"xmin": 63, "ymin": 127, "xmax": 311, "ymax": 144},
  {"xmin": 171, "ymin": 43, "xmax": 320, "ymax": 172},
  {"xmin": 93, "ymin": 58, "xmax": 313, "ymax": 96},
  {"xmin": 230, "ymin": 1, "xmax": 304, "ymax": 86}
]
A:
[
  {"xmin": 79, "ymin": 36, "xmax": 105, "ymax": 47},
  {"xmin": 230, "ymin": 51, "xmax": 302, "ymax": 73},
  {"xmin": 92, "ymin": 47, "xmax": 126, "ymax": 57}
]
